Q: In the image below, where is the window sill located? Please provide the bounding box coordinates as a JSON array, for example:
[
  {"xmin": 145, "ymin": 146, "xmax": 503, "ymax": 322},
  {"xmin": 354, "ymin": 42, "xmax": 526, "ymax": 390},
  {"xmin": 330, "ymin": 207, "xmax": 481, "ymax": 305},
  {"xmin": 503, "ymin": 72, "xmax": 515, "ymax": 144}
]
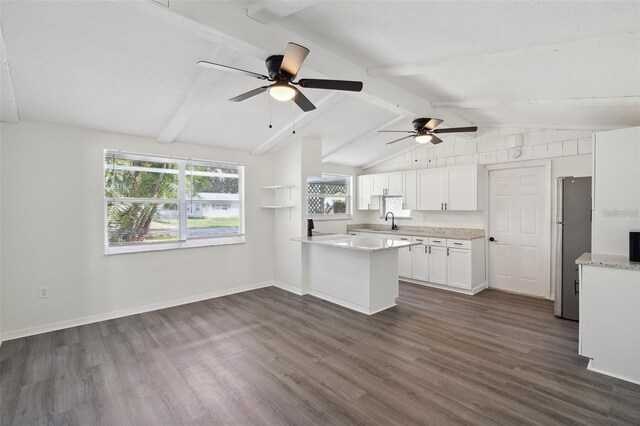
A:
[
  {"xmin": 105, "ymin": 235, "xmax": 245, "ymax": 255},
  {"xmin": 308, "ymin": 215, "xmax": 353, "ymax": 221}
]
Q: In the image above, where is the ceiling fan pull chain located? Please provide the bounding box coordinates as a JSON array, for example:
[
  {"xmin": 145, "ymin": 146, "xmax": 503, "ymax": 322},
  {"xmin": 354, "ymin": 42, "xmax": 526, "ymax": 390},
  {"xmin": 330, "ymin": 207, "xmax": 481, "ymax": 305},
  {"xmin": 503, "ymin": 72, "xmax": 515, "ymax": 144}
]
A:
[
  {"xmin": 292, "ymin": 100, "xmax": 296, "ymax": 134},
  {"xmin": 268, "ymin": 96, "xmax": 272, "ymax": 129}
]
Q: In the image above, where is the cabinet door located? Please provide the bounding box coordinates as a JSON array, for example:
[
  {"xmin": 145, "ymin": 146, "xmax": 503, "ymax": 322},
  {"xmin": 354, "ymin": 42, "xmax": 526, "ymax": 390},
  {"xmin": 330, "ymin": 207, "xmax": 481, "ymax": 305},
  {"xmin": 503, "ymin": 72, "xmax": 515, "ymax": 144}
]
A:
[
  {"xmin": 412, "ymin": 240, "xmax": 429, "ymax": 281},
  {"xmin": 428, "ymin": 245, "xmax": 447, "ymax": 284},
  {"xmin": 447, "ymin": 166, "xmax": 478, "ymax": 210},
  {"xmin": 371, "ymin": 174, "xmax": 387, "ymax": 196},
  {"xmin": 387, "ymin": 172, "xmax": 403, "ymax": 195},
  {"xmin": 402, "ymin": 170, "xmax": 417, "ymax": 210},
  {"xmin": 357, "ymin": 175, "xmax": 372, "ymax": 210},
  {"xmin": 397, "ymin": 236, "xmax": 413, "ymax": 278},
  {"xmin": 417, "ymin": 168, "xmax": 446, "ymax": 210},
  {"xmin": 446, "ymin": 248, "xmax": 472, "ymax": 289}
]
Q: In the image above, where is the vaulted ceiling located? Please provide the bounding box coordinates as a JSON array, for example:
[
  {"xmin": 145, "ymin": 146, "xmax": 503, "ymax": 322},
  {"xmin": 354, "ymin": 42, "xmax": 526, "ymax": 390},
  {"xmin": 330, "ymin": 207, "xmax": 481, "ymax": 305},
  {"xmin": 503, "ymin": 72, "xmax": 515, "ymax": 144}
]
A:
[{"xmin": 1, "ymin": 1, "xmax": 639, "ymax": 168}]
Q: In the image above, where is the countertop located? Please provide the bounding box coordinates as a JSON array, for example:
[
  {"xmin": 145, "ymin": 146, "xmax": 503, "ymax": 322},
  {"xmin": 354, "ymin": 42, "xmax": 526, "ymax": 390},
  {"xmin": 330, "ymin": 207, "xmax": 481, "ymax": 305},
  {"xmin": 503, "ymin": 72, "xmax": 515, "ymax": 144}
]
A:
[
  {"xmin": 347, "ymin": 224, "xmax": 485, "ymax": 240},
  {"xmin": 291, "ymin": 234, "xmax": 421, "ymax": 253},
  {"xmin": 575, "ymin": 253, "xmax": 640, "ymax": 271}
]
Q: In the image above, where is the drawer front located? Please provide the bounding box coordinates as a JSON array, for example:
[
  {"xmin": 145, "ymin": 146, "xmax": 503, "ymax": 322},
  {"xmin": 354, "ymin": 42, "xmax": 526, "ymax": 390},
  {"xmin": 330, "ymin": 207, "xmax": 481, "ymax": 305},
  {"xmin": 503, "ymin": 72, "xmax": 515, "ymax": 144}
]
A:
[
  {"xmin": 413, "ymin": 237, "xmax": 428, "ymax": 246},
  {"xmin": 447, "ymin": 239, "xmax": 471, "ymax": 249},
  {"xmin": 395, "ymin": 235, "xmax": 413, "ymax": 242},
  {"xmin": 428, "ymin": 237, "xmax": 447, "ymax": 247}
]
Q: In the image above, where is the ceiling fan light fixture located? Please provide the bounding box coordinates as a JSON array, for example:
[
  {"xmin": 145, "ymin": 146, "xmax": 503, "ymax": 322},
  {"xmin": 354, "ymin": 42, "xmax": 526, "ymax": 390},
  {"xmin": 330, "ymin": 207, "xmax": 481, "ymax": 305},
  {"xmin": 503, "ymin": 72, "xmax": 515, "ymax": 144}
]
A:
[
  {"xmin": 268, "ymin": 83, "xmax": 296, "ymax": 102},
  {"xmin": 414, "ymin": 134, "xmax": 433, "ymax": 144}
]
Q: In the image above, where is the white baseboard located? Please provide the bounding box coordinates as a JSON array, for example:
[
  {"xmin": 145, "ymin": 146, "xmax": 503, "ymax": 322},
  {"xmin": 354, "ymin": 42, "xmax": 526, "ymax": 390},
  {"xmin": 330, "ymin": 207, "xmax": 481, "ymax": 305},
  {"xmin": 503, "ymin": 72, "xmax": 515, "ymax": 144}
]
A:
[
  {"xmin": 306, "ymin": 289, "xmax": 395, "ymax": 315},
  {"xmin": 272, "ymin": 281, "xmax": 306, "ymax": 296},
  {"xmin": 0, "ymin": 280, "xmax": 273, "ymax": 342},
  {"xmin": 587, "ymin": 359, "xmax": 640, "ymax": 386},
  {"xmin": 401, "ymin": 278, "xmax": 488, "ymax": 296}
]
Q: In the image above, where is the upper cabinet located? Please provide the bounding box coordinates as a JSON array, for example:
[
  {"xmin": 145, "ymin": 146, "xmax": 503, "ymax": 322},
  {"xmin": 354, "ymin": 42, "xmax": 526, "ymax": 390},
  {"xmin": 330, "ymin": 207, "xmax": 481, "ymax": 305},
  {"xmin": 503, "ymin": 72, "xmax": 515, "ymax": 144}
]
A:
[
  {"xmin": 358, "ymin": 164, "xmax": 484, "ymax": 212},
  {"xmin": 417, "ymin": 168, "xmax": 447, "ymax": 210},
  {"xmin": 402, "ymin": 170, "xmax": 417, "ymax": 210},
  {"xmin": 446, "ymin": 165, "xmax": 483, "ymax": 210},
  {"xmin": 371, "ymin": 172, "xmax": 402, "ymax": 196}
]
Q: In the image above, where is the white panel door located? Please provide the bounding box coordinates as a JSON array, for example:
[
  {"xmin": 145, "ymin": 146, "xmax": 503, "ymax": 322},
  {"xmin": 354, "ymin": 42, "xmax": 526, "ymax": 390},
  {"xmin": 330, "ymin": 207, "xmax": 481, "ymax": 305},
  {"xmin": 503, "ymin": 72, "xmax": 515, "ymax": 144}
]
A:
[
  {"xmin": 417, "ymin": 168, "xmax": 446, "ymax": 210},
  {"xmin": 402, "ymin": 170, "xmax": 417, "ymax": 210},
  {"xmin": 387, "ymin": 172, "xmax": 403, "ymax": 195},
  {"xmin": 447, "ymin": 166, "xmax": 478, "ymax": 210},
  {"xmin": 446, "ymin": 248, "xmax": 472, "ymax": 289},
  {"xmin": 489, "ymin": 166, "xmax": 549, "ymax": 297},
  {"xmin": 397, "ymin": 236, "xmax": 413, "ymax": 278},
  {"xmin": 428, "ymin": 245, "xmax": 447, "ymax": 285},
  {"xmin": 412, "ymin": 241, "xmax": 429, "ymax": 281}
]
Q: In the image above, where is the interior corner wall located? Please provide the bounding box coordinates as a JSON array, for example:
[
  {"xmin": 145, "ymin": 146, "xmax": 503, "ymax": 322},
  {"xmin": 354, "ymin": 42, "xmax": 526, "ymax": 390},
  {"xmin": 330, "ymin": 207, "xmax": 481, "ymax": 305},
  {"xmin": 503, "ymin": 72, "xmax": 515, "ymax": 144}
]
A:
[
  {"xmin": 272, "ymin": 137, "xmax": 322, "ymax": 294},
  {"xmin": 0, "ymin": 121, "xmax": 275, "ymax": 339}
]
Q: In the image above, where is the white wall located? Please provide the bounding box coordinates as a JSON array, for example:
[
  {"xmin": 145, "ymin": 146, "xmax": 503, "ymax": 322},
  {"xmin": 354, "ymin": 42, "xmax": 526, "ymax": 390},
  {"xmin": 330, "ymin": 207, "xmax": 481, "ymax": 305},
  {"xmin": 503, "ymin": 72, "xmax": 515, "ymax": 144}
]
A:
[{"xmin": 0, "ymin": 121, "xmax": 275, "ymax": 338}]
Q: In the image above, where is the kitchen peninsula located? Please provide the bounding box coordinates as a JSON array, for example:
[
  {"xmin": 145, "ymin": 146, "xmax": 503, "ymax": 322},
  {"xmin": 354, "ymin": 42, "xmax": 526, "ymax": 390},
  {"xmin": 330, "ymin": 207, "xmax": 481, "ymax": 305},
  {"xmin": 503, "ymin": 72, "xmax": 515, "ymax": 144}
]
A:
[{"xmin": 292, "ymin": 234, "xmax": 420, "ymax": 314}]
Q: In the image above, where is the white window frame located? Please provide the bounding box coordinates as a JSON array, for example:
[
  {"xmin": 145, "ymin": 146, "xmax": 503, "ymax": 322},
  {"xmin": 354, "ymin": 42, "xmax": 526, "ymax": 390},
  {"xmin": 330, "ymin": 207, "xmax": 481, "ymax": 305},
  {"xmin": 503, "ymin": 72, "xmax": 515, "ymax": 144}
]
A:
[
  {"xmin": 381, "ymin": 195, "xmax": 412, "ymax": 219},
  {"xmin": 104, "ymin": 150, "xmax": 245, "ymax": 255},
  {"xmin": 307, "ymin": 173, "xmax": 353, "ymax": 221}
]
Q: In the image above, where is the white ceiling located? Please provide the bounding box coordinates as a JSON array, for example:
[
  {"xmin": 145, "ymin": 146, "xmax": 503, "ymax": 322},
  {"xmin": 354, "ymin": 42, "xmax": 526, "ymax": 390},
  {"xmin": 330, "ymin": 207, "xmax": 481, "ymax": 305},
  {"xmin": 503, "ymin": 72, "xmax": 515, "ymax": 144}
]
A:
[{"xmin": 1, "ymin": 1, "xmax": 639, "ymax": 167}]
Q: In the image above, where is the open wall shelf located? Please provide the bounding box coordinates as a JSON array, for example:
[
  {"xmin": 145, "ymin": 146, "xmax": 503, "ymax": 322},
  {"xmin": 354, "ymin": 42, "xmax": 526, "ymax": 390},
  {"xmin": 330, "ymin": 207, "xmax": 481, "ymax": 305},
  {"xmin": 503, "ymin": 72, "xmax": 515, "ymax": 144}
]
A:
[{"xmin": 261, "ymin": 185, "xmax": 295, "ymax": 218}]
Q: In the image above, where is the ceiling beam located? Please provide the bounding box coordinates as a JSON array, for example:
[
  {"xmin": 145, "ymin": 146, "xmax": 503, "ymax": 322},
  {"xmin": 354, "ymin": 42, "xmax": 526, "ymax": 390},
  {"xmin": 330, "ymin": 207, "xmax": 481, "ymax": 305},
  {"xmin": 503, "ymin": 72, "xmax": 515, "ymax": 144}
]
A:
[
  {"xmin": 159, "ymin": 1, "xmax": 472, "ymax": 132},
  {"xmin": 474, "ymin": 122, "xmax": 623, "ymax": 131},
  {"xmin": 322, "ymin": 115, "xmax": 404, "ymax": 163},
  {"xmin": 369, "ymin": 31, "xmax": 639, "ymax": 78},
  {"xmin": 247, "ymin": 1, "xmax": 317, "ymax": 24},
  {"xmin": 252, "ymin": 91, "xmax": 345, "ymax": 155},
  {"xmin": 0, "ymin": 26, "xmax": 19, "ymax": 123},
  {"xmin": 433, "ymin": 96, "xmax": 640, "ymax": 109}
]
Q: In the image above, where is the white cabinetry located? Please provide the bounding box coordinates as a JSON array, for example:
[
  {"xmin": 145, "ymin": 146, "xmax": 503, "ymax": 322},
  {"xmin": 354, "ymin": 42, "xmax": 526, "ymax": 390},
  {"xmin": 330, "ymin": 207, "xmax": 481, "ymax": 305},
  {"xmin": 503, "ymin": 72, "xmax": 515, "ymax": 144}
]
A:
[
  {"xmin": 417, "ymin": 165, "xmax": 483, "ymax": 211},
  {"xmin": 428, "ymin": 242, "xmax": 448, "ymax": 285},
  {"xmin": 371, "ymin": 172, "xmax": 403, "ymax": 196},
  {"xmin": 417, "ymin": 169, "xmax": 446, "ymax": 210},
  {"xmin": 402, "ymin": 170, "xmax": 417, "ymax": 210},
  {"xmin": 383, "ymin": 234, "xmax": 413, "ymax": 278},
  {"xmin": 357, "ymin": 175, "xmax": 380, "ymax": 210},
  {"xmin": 411, "ymin": 237, "xmax": 429, "ymax": 281},
  {"xmin": 446, "ymin": 248, "xmax": 472, "ymax": 289}
]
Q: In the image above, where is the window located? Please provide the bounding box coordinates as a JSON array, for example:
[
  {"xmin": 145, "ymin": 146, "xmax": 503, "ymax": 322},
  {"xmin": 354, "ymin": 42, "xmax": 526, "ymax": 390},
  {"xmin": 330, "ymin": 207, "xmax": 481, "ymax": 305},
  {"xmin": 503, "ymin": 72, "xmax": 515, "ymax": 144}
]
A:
[
  {"xmin": 104, "ymin": 151, "xmax": 244, "ymax": 254},
  {"xmin": 307, "ymin": 174, "xmax": 351, "ymax": 219},
  {"xmin": 383, "ymin": 196, "xmax": 411, "ymax": 219}
]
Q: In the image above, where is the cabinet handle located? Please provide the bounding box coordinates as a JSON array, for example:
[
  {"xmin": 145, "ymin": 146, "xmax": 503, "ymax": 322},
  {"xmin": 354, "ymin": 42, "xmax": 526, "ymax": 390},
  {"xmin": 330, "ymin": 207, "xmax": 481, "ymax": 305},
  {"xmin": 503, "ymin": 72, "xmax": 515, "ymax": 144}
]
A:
[
  {"xmin": 445, "ymin": 202, "xmax": 448, "ymax": 210},
  {"xmin": 432, "ymin": 240, "xmax": 441, "ymax": 243},
  {"xmin": 416, "ymin": 239, "xmax": 423, "ymax": 241},
  {"xmin": 400, "ymin": 238, "xmax": 408, "ymax": 240},
  {"xmin": 441, "ymin": 202, "xmax": 443, "ymax": 210},
  {"xmin": 447, "ymin": 248, "xmax": 450, "ymax": 256},
  {"xmin": 424, "ymin": 245, "xmax": 428, "ymax": 253},
  {"xmin": 428, "ymin": 246, "xmax": 431, "ymax": 254},
  {"xmin": 454, "ymin": 242, "xmax": 462, "ymax": 246},
  {"xmin": 409, "ymin": 246, "xmax": 412, "ymax": 252}
]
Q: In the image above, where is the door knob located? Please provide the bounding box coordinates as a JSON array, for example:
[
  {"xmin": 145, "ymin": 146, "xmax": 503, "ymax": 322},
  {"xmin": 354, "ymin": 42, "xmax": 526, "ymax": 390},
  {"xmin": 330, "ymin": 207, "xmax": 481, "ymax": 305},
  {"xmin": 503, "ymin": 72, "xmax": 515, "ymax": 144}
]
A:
[{"xmin": 489, "ymin": 237, "xmax": 497, "ymax": 242}]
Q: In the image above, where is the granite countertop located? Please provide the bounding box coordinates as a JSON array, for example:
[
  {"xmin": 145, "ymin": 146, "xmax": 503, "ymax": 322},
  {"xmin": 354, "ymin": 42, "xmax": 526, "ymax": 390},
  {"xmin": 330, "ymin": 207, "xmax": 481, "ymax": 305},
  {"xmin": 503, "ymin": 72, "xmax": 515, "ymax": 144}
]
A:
[
  {"xmin": 575, "ymin": 253, "xmax": 640, "ymax": 271},
  {"xmin": 346, "ymin": 224, "xmax": 485, "ymax": 240},
  {"xmin": 291, "ymin": 234, "xmax": 421, "ymax": 253}
]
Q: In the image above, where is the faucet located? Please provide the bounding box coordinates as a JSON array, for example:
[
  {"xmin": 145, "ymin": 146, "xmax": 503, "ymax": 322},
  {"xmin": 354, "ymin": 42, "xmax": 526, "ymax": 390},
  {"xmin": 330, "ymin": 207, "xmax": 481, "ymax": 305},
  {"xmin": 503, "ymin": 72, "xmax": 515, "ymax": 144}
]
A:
[
  {"xmin": 385, "ymin": 212, "xmax": 398, "ymax": 230},
  {"xmin": 307, "ymin": 218, "xmax": 314, "ymax": 237}
]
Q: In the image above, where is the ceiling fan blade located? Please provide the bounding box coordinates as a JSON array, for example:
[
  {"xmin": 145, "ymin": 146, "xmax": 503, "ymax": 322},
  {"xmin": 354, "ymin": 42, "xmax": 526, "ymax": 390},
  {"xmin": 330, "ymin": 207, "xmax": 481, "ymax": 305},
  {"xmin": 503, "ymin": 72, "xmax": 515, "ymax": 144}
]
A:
[
  {"xmin": 377, "ymin": 130, "xmax": 415, "ymax": 133},
  {"xmin": 229, "ymin": 86, "xmax": 269, "ymax": 102},
  {"xmin": 432, "ymin": 126, "xmax": 478, "ymax": 134},
  {"xmin": 423, "ymin": 118, "xmax": 443, "ymax": 130},
  {"xmin": 293, "ymin": 89, "xmax": 316, "ymax": 112},
  {"xmin": 198, "ymin": 61, "xmax": 269, "ymax": 80},
  {"xmin": 297, "ymin": 79, "xmax": 363, "ymax": 92},
  {"xmin": 429, "ymin": 135, "xmax": 444, "ymax": 145},
  {"xmin": 280, "ymin": 43, "xmax": 310, "ymax": 77},
  {"xmin": 385, "ymin": 135, "xmax": 414, "ymax": 145}
]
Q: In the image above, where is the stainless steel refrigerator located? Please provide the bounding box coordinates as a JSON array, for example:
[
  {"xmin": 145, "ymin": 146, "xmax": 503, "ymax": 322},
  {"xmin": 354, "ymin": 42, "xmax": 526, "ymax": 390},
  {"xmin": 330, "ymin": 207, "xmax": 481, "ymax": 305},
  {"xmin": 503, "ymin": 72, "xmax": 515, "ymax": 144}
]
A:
[{"xmin": 554, "ymin": 176, "xmax": 592, "ymax": 321}]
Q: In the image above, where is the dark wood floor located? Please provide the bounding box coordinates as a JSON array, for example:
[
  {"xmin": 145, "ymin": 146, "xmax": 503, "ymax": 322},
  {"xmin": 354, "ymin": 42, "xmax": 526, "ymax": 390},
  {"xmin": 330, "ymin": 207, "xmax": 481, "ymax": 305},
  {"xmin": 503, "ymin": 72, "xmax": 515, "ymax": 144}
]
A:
[{"xmin": 1, "ymin": 283, "xmax": 639, "ymax": 425}]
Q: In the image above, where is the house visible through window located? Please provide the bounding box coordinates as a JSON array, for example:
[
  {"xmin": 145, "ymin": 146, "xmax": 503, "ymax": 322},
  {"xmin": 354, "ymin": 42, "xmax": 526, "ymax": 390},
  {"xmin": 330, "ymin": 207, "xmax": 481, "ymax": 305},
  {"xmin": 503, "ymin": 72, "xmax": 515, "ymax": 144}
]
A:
[
  {"xmin": 307, "ymin": 174, "xmax": 351, "ymax": 218},
  {"xmin": 104, "ymin": 150, "xmax": 244, "ymax": 254}
]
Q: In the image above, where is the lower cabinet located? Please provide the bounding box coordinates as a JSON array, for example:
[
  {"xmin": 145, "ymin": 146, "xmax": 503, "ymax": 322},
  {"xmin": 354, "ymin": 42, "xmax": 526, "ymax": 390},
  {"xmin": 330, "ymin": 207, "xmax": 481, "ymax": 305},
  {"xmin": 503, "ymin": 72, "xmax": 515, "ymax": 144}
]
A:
[
  {"xmin": 411, "ymin": 238, "xmax": 429, "ymax": 281},
  {"xmin": 428, "ymin": 245, "xmax": 448, "ymax": 285},
  {"xmin": 396, "ymin": 236, "xmax": 413, "ymax": 278},
  {"xmin": 446, "ymin": 248, "xmax": 472, "ymax": 289}
]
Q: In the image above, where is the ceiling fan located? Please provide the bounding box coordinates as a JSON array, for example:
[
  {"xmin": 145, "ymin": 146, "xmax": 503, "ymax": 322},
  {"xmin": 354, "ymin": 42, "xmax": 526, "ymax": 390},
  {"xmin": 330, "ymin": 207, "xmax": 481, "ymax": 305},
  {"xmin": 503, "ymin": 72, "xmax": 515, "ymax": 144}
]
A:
[
  {"xmin": 198, "ymin": 42, "xmax": 363, "ymax": 112},
  {"xmin": 380, "ymin": 118, "xmax": 478, "ymax": 145}
]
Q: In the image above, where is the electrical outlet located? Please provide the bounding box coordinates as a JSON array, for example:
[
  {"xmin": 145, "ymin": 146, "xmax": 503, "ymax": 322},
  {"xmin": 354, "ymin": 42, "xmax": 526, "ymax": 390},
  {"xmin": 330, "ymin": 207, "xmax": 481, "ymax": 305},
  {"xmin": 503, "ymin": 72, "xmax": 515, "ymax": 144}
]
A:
[{"xmin": 38, "ymin": 286, "xmax": 50, "ymax": 299}]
